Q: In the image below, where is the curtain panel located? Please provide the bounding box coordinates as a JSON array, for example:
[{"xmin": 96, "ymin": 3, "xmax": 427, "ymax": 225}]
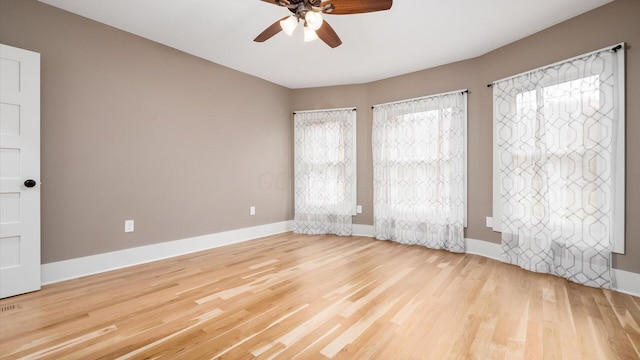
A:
[
  {"xmin": 293, "ymin": 108, "xmax": 356, "ymax": 236},
  {"xmin": 493, "ymin": 45, "xmax": 625, "ymax": 288},
  {"xmin": 372, "ymin": 91, "xmax": 467, "ymax": 252}
]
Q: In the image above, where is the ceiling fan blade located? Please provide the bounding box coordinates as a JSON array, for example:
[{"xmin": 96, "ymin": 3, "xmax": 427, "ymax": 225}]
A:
[
  {"xmin": 254, "ymin": 17, "xmax": 288, "ymax": 42},
  {"xmin": 316, "ymin": 20, "xmax": 342, "ymax": 48},
  {"xmin": 322, "ymin": 0, "xmax": 392, "ymax": 15}
]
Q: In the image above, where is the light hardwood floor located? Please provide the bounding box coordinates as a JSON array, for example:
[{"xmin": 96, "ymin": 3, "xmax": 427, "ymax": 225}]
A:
[{"xmin": 1, "ymin": 233, "xmax": 639, "ymax": 359}]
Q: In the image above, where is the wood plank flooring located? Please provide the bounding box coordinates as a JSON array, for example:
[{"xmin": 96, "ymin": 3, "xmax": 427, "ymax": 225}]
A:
[{"xmin": 1, "ymin": 232, "xmax": 639, "ymax": 359}]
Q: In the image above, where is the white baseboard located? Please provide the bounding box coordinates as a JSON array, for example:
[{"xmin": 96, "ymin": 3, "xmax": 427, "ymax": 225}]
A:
[
  {"xmin": 41, "ymin": 221, "xmax": 639, "ymax": 298},
  {"xmin": 612, "ymin": 269, "xmax": 640, "ymax": 298},
  {"xmin": 352, "ymin": 229, "xmax": 640, "ymax": 298},
  {"xmin": 464, "ymin": 238, "xmax": 502, "ymax": 261},
  {"xmin": 462, "ymin": 238, "xmax": 640, "ymax": 297},
  {"xmin": 352, "ymin": 224, "xmax": 374, "ymax": 237},
  {"xmin": 41, "ymin": 220, "xmax": 294, "ymax": 285},
  {"xmin": 351, "ymin": 226, "xmax": 504, "ymax": 261}
]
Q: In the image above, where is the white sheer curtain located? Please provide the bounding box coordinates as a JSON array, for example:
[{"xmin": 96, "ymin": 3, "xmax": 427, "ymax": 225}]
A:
[
  {"xmin": 372, "ymin": 91, "xmax": 467, "ymax": 252},
  {"xmin": 294, "ymin": 108, "xmax": 356, "ymax": 236},
  {"xmin": 493, "ymin": 44, "xmax": 625, "ymax": 288}
]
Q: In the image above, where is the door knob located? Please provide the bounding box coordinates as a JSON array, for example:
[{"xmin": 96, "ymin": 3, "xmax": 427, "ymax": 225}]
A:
[{"xmin": 24, "ymin": 179, "xmax": 37, "ymax": 188}]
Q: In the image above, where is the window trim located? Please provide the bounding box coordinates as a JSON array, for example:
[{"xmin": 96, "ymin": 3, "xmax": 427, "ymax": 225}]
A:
[{"xmin": 492, "ymin": 43, "xmax": 625, "ymax": 254}]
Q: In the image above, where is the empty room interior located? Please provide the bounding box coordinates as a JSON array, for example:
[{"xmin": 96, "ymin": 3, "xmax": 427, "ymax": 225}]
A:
[{"xmin": 1, "ymin": 0, "xmax": 639, "ymax": 358}]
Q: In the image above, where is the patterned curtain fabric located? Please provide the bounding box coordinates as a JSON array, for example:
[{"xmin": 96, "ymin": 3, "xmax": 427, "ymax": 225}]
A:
[
  {"xmin": 372, "ymin": 92, "xmax": 467, "ymax": 252},
  {"xmin": 494, "ymin": 48, "xmax": 623, "ymax": 288},
  {"xmin": 293, "ymin": 109, "xmax": 356, "ymax": 236}
]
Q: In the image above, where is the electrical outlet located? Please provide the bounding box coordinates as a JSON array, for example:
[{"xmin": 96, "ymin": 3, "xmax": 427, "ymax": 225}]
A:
[
  {"xmin": 356, "ymin": 205, "xmax": 363, "ymax": 214},
  {"xmin": 250, "ymin": 206, "xmax": 256, "ymax": 216},
  {"xmin": 486, "ymin": 217, "xmax": 493, "ymax": 228},
  {"xmin": 125, "ymin": 220, "xmax": 134, "ymax": 233}
]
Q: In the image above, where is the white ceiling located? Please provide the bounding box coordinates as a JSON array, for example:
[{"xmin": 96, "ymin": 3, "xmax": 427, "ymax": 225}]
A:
[{"xmin": 38, "ymin": 0, "xmax": 611, "ymax": 89}]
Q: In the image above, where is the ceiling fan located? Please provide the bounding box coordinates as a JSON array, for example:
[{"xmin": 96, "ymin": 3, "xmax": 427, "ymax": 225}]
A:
[{"xmin": 254, "ymin": 0, "xmax": 393, "ymax": 48}]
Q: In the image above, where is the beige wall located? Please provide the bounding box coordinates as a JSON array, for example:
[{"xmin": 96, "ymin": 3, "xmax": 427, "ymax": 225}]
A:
[
  {"xmin": 0, "ymin": 0, "xmax": 293, "ymax": 263},
  {"xmin": 292, "ymin": 0, "xmax": 640, "ymax": 273},
  {"xmin": 1, "ymin": 0, "xmax": 638, "ymax": 274}
]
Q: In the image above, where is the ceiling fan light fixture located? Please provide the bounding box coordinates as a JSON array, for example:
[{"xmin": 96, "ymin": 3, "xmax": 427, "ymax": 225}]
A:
[
  {"xmin": 303, "ymin": 25, "xmax": 319, "ymax": 42},
  {"xmin": 279, "ymin": 15, "xmax": 298, "ymax": 36},
  {"xmin": 304, "ymin": 11, "xmax": 323, "ymax": 31}
]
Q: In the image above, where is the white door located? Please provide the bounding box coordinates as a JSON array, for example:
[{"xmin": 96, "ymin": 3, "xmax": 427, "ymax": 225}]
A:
[{"xmin": 0, "ymin": 44, "xmax": 41, "ymax": 299}]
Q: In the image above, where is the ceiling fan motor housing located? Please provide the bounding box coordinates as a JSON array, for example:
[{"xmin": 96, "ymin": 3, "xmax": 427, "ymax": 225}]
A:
[{"xmin": 282, "ymin": 0, "xmax": 334, "ymax": 19}]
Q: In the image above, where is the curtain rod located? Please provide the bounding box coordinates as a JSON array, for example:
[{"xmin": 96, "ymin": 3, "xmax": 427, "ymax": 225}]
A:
[
  {"xmin": 293, "ymin": 107, "xmax": 356, "ymax": 115},
  {"xmin": 487, "ymin": 43, "xmax": 624, "ymax": 88},
  {"xmin": 371, "ymin": 89, "xmax": 468, "ymax": 109}
]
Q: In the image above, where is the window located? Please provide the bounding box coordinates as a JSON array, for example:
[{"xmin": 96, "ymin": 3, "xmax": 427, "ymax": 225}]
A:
[
  {"xmin": 373, "ymin": 91, "xmax": 467, "ymax": 252},
  {"xmin": 510, "ymin": 76, "xmax": 605, "ymax": 235},
  {"xmin": 492, "ymin": 43, "xmax": 625, "ymax": 288},
  {"xmin": 293, "ymin": 108, "xmax": 356, "ymax": 236}
]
